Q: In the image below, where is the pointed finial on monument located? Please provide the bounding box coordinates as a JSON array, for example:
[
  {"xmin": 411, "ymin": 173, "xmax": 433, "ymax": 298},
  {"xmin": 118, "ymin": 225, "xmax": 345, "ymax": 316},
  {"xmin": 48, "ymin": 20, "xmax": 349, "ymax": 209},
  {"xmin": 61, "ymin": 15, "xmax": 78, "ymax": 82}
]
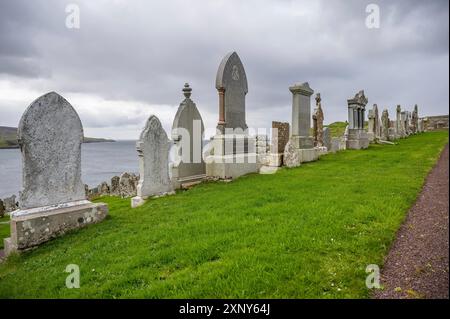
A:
[{"xmin": 182, "ymin": 83, "xmax": 192, "ymax": 99}]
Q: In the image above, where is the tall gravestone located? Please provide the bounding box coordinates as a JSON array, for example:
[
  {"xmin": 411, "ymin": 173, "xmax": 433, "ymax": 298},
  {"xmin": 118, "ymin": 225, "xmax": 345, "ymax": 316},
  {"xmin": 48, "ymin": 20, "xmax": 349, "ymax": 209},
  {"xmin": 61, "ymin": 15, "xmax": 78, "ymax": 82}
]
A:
[
  {"xmin": 312, "ymin": 93, "xmax": 324, "ymax": 147},
  {"xmin": 396, "ymin": 105, "xmax": 404, "ymax": 138},
  {"xmin": 411, "ymin": 104, "xmax": 419, "ymax": 134},
  {"xmin": 368, "ymin": 104, "xmax": 381, "ymax": 142},
  {"xmin": 206, "ymin": 51, "xmax": 257, "ymax": 179},
  {"xmin": 132, "ymin": 115, "xmax": 174, "ymax": 208},
  {"xmin": 171, "ymin": 83, "xmax": 206, "ymax": 189},
  {"xmin": 288, "ymin": 82, "xmax": 318, "ymax": 163},
  {"xmin": 381, "ymin": 109, "xmax": 390, "ymax": 141},
  {"xmin": 5, "ymin": 92, "xmax": 108, "ymax": 255},
  {"xmin": 345, "ymin": 90, "xmax": 369, "ymax": 149}
]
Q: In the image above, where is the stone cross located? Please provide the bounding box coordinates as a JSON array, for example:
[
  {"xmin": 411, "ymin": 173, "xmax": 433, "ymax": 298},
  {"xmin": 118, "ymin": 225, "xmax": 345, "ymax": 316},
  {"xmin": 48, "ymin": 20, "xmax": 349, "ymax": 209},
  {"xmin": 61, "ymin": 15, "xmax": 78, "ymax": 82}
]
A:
[
  {"xmin": 215, "ymin": 52, "xmax": 248, "ymax": 133},
  {"xmin": 347, "ymin": 90, "xmax": 368, "ymax": 130},
  {"xmin": 312, "ymin": 93, "xmax": 324, "ymax": 147},
  {"xmin": 172, "ymin": 83, "xmax": 206, "ymax": 188},
  {"xmin": 132, "ymin": 115, "xmax": 173, "ymax": 207},
  {"xmin": 18, "ymin": 92, "xmax": 86, "ymax": 209}
]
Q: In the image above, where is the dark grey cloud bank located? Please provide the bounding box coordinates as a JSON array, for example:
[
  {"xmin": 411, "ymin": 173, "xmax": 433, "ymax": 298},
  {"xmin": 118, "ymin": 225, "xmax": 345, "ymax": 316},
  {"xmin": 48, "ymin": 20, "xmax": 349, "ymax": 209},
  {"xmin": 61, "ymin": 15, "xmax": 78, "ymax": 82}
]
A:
[{"xmin": 0, "ymin": 0, "xmax": 448, "ymax": 139}]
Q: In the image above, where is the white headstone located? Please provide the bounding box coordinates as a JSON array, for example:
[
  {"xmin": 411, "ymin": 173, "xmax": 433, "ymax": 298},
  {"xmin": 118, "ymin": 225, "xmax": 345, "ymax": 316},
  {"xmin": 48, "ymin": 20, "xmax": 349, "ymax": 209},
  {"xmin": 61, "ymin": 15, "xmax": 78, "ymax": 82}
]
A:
[{"xmin": 132, "ymin": 115, "xmax": 173, "ymax": 207}]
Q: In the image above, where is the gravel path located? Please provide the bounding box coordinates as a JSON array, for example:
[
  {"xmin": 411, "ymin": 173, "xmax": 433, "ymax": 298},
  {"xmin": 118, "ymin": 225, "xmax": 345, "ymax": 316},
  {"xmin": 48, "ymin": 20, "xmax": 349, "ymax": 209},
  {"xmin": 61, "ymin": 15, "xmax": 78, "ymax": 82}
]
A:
[{"xmin": 373, "ymin": 144, "xmax": 449, "ymax": 299}]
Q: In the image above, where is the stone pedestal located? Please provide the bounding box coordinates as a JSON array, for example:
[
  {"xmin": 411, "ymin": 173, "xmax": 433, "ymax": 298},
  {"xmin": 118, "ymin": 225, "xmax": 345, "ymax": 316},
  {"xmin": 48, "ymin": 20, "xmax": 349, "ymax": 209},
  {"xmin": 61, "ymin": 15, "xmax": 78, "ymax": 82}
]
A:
[
  {"xmin": 206, "ymin": 134, "xmax": 258, "ymax": 179},
  {"xmin": 297, "ymin": 148, "xmax": 319, "ymax": 162},
  {"xmin": 206, "ymin": 154, "xmax": 258, "ymax": 179},
  {"xmin": 4, "ymin": 200, "xmax": 108, "ymax": 255},
  {"xmin": 346, "ymin": 129, "xmax": 369, "ymax": 150}
]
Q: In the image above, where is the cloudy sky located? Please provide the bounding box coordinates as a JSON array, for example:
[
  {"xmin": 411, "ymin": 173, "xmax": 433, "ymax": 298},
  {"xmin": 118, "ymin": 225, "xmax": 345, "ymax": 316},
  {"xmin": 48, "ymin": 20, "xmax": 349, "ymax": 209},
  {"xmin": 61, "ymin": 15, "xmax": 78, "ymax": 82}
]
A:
[{"xmin": 0, "ymin": 0, "xmax": 448, "ymax": 140}]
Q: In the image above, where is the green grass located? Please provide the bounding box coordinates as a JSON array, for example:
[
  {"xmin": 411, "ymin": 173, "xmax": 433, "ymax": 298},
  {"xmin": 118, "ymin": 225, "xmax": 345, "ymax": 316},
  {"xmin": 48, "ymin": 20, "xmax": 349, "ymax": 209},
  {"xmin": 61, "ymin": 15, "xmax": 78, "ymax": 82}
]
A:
[
  {"xmin": 0, "ymin": 131, "xmax": 448, "ymax": 298},
  {"xmin": 0, "ymin": 215, "xmax": 10, "ymax": 250}
]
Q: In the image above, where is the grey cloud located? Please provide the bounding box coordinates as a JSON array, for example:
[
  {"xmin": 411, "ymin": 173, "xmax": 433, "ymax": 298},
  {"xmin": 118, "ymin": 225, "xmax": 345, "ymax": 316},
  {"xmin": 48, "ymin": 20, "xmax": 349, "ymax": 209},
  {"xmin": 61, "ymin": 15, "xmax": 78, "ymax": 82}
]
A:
[{"xmin": 0, "ymin": 0, "xmax": 448, "ymax": 138}]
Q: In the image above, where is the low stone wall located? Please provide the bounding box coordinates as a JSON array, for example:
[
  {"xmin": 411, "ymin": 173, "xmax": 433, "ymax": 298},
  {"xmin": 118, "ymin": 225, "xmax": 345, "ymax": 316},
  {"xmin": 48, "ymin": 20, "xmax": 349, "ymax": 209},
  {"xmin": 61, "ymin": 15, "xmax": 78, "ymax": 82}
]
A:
[
  {"xmin": 422, "ymin": 115, "xmax": 449, "ymax": 131},
  {"xmin": 85, "ymin": 172, "xmax": 139, "ymax": 199}
]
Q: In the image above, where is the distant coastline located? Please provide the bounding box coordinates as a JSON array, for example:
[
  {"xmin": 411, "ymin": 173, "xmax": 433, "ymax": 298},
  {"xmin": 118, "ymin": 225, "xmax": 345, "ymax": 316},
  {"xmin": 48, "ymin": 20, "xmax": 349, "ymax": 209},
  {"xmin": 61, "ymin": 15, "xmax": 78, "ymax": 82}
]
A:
[{"xmin": 0, "ymin": 126, "xmax": 115, "ymax": 149}]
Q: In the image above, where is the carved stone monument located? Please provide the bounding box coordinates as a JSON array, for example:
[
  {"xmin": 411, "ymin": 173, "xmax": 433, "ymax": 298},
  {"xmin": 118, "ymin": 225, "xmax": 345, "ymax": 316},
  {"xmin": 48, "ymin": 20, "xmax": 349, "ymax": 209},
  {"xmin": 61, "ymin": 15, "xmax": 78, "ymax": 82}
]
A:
[
  {"xmin": 312, "ymin": 93, "xmax": 324, "ymax": 147},
  {"xmin": 4, "ymin": 92, "xmax": 108, "ymax": 255},
  {"xmin": 206, "ymin": 51, "xmax": 257, "ymax": 179},
  {"xmin": 131, "ymin": 115, "xmax": 174, "ymax": 208},
  {"xmin": 288, "ymin": 82, "xmax": 318, "ymax": 162},
  {"xmin": 345, "ymin": 90, "xmax": 369, "ymax": 149},
  {"xmin": 171, "ymin": 83, "xmax": 206, "ymax": 189}
]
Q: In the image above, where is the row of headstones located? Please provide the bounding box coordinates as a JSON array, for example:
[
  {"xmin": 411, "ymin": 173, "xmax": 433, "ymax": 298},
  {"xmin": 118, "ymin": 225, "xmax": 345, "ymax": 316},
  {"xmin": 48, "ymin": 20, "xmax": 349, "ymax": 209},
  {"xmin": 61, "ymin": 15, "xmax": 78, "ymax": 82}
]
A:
[
  {"xmin": 4, "ymin": 51, "xmax": 425, "ymax": 253},
  {"xmin": 367, "ymin": 103, "xmax": 423, "ymax": 142}
]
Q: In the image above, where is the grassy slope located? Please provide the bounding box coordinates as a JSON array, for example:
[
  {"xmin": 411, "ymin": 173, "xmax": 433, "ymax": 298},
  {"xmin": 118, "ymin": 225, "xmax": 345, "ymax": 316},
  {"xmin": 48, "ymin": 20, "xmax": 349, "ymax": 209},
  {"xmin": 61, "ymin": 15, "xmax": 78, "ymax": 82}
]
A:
[
  {"xmin": 325, "ymin": 121, "xmax": 348, "ymax": 138},
  {"xmin": 0, "ymin": 131, "xmax": 448, "ymax": 298}
]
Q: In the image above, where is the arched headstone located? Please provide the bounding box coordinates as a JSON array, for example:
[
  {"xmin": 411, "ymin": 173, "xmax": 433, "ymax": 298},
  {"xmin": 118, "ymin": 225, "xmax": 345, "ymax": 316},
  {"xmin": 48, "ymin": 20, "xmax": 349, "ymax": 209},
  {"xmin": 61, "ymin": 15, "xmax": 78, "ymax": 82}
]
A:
[
  {"xmin": 132, "ymin": 115, "xmax": 174, "ymax": 207},
  {"xmin": 18, "ymin": 92, "xmax": 85, "ymax": 209},
  {"xmin": 215, "ymin": 51, "xmax": 248, "ymax": 131},
  {"xmin": 5, "ymin": 92, "xmax": 108, "ymax": 256}
]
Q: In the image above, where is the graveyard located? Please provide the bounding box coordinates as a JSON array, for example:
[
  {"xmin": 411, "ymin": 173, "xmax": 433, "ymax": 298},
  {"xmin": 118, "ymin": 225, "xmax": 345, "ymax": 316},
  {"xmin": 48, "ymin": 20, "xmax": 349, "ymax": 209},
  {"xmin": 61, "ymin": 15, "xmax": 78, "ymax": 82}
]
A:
[
  {"xmin": 0, "ymin": 2, "xmax": 448, "ymax": 303},
  {"xmin": 0, "ymin": 130, "xmax": 447, "ymax": 298}
]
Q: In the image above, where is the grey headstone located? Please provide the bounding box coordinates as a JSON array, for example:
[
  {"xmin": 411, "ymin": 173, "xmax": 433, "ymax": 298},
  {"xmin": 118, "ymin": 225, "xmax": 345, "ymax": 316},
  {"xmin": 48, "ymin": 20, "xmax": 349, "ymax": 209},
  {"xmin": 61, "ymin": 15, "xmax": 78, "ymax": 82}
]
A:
[
  {"xmin": 172, "ymin": 83, "xmax": 206, "ymax": 183},
  {"xmin": 18, "ymin": 92, "xmax": 85, "ymax": 209},
  {"xmin": 136, "ymin": 115, "xmax": 173, "ymax": 199},
  {"xmin": 215, "ymin": 52, "xmax": 248, "ymax": 130}
]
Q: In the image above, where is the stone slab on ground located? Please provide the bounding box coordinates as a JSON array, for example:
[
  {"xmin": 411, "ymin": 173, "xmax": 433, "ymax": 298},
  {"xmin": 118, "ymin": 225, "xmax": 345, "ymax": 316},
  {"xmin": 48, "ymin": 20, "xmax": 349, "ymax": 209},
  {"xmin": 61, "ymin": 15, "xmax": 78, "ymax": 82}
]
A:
[{"xmin": 373, "ymin": 144, "xmax": 449, "ymax": 299}]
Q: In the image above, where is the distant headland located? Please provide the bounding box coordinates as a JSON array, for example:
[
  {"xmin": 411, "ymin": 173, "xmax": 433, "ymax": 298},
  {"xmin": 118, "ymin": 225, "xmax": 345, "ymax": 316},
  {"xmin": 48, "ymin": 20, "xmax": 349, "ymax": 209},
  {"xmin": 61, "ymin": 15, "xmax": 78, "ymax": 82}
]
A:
[{"xmin": 0, "ymin": 126, "xmax": 115, "ymax": 149}]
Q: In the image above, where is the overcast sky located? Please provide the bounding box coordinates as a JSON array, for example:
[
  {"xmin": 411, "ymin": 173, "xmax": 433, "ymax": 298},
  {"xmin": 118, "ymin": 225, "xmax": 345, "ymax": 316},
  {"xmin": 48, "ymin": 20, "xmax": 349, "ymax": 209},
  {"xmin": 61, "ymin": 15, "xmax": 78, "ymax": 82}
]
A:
[{"xmin": 0, "ymin": 0, "xmax": 448, "ymax": 139}]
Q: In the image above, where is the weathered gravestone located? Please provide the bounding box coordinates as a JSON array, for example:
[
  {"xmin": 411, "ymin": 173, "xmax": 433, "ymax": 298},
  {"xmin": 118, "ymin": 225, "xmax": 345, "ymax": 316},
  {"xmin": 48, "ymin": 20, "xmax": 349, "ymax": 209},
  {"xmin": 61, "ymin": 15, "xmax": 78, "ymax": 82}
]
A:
[
  {"xmin": 132, "ymin": 115, "xmax": 174, "ymax": 208},
  {"xmin": 323, "ymin": 127, "xmax": 331, "ymax": 151},
  {"xmin": 268, "ymin": 121, "xmax": 290, "ymax": 167},
  {"xmin": 206, "ymin": 51, "xmax": 257, "ymax": 179},
  {"xmin": 312, "ymin": 93, "xmax": 324, "ymax": 147},
  {"xmin": 381, "ymin": 109, "xmax": 390, "ymax": 141},
  {"xmin": 367, "ymin": 104, "xmax": 380, "ymax": 142},
  {"xmin": 396, "ymin": 105, "xmax": 405, "ymax": 138},
  {"xmin": 172, "ymin": 83, "xmax": 206, "ymax": 189},
  {"xmin": 345, "ymin": 90, "xmax": 369, "ymax": 149},
  {"xmin": 283, "ymin": 140, "xmax": 300, "ymax": 168},
  {"xmin": 288, "ymin": 82, "xmax": 318, "ymax": 163},
  {"xmin": 411, "ymin": 104, "xmax": 419, "ymax": 134},
  {"xmin": 5, "ymin": 92, "xmax": 108, "ymax": 255}
]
